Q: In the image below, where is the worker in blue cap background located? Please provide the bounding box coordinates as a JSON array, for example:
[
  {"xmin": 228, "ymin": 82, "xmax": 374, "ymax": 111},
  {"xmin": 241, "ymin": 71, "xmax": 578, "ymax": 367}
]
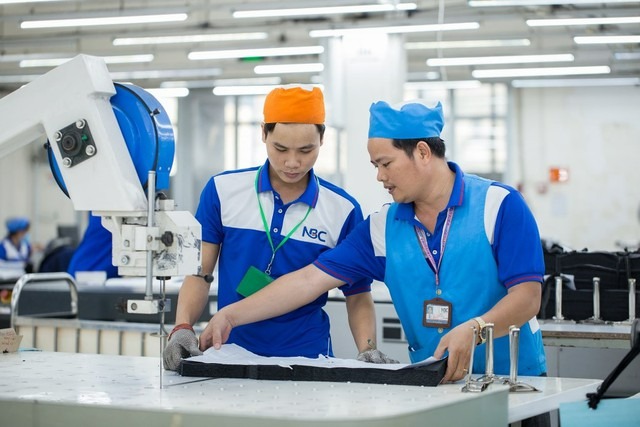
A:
[
  {"xmin": 0, "ymin": 216, "xmax": 34, "ymax": 273},
  {"xmin": 200, "ymin": 99, "xmax": 549, "ymax": 422}
]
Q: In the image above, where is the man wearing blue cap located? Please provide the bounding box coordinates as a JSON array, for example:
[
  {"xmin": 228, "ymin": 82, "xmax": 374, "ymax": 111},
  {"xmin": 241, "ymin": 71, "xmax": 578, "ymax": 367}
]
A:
[
  {"xmin": 0, "ymin": 217, "xmax": 33, "ymax": 273},
  {"xmin": 199, "ymin": 101, "xmax": 547, "ymax": 387}
]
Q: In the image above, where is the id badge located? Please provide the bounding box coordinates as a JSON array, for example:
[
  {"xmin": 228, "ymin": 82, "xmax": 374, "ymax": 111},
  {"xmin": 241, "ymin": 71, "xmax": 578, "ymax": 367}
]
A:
[
  {"xmin": 236, "ymin": 266, "xmax": 274, "ymax": 298},
  {"xmin": 423, "ymin": 298, "xmax": 452, "ymax": 329}
]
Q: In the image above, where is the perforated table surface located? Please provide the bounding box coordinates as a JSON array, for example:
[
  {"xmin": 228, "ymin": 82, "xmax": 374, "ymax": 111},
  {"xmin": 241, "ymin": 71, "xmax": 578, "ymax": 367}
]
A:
[
  {"xmin": 0, "ymin": 351, "xmax": 600, "ymax": 427},
  {"xmin": 1, "ymin": 351, "xmax": 506, "ymax": 427}
]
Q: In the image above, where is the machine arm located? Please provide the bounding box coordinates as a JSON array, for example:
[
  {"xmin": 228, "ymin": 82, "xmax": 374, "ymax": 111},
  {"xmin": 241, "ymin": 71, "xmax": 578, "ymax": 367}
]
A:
[{"xmin": 0, "ymin": 54, "xmax": 201, "ymax": 279}]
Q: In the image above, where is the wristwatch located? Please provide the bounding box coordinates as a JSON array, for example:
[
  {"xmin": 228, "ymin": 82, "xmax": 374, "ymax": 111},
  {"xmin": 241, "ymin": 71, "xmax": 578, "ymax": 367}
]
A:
[{"xmin": 473, "ymin": 316, "xmax": 487, "ymax": 345}]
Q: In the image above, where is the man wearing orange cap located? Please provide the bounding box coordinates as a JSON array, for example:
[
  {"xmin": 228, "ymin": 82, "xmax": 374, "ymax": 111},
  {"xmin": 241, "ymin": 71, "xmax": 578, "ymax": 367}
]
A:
[{"xmin": 164, "ymin": 85, "xmax": 393, "ymax": 370}]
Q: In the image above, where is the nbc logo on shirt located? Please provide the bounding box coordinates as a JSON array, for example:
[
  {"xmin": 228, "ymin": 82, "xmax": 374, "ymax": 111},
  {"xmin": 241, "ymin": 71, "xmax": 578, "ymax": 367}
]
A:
[{"xmin": 302, "ymin": 226, "xmax": 327, "ymax": 242}]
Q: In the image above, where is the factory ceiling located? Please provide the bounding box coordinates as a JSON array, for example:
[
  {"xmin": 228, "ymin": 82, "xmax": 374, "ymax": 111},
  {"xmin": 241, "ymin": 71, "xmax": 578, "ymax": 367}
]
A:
[{"xmin": 0, "ymin": 0, "xmax": 639, "ymax": 92}]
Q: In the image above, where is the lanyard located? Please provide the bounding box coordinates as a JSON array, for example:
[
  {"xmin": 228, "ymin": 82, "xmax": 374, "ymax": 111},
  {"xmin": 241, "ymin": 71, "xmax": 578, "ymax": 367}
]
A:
[
  {"xmin": 255, "ymin": 166, "xmax": 314, "ymax": 275},
  {"xmin": 414, "ymin": 207, "xmax": 454, "ymax": 290}
]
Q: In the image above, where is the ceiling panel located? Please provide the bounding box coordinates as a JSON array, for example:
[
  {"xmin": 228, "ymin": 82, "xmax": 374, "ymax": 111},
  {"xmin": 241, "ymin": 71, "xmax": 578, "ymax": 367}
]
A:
[{"xmin": 0, "ymin": 0, "xmax": 638, "ymax": 91}]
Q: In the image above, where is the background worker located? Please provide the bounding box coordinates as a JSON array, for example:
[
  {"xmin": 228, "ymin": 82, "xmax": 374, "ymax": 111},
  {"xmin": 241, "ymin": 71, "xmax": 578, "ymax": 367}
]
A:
[
  {"xmin": 0, "ymin": 216, "xmax": 34, "ymax": 273},
  {"xmin": 164, "ymin": 85, "xmax": 395, "ymax": 371},
  {"xmin": 199, "ymin": 100, "xmax": 547, "ymax": 387}
]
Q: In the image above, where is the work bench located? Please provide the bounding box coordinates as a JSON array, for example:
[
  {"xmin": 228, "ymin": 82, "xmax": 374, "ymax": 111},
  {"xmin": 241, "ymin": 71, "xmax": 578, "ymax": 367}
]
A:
[
  {"xmin": 0, "ymin": 351, "xmax": 600, "ymax": 427},
  {"xmin": 3, "ymin": 275, "xmax": 634, "ymax": 426}
]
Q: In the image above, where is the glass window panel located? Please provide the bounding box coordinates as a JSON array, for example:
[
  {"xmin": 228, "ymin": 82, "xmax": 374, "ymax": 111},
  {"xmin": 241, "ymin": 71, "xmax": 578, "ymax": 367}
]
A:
[
  {"xmin": 315, "ymin": 126, "xmax": 338, "ymax": 176},
  {"xmin": 236, "ymin": 124, "xmax": 265, "ymax": 169},
  {"xmin": 453, "ymin": 118, "xmax": 506, "ymax": 176},
  {"xmin": 454, "ymin": 85, "xmax": 494, "ymax": 116}
]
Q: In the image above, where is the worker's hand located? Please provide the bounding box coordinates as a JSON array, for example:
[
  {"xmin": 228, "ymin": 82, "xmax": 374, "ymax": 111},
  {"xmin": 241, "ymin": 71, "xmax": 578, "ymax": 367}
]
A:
[
  {"xmin": 357, "ymin": 349, "xmax": 399, "ymax": 364},
  {"xmin": 198, "ymin": 309, "xmax": 235, "ymax": 351},
  {"xmin": 433, "ymin": 320, "xmax": 476, "ymax": 383},
  {"xmin": 163, "ymin": 329, "xmax": 203, "ymax": 371}
]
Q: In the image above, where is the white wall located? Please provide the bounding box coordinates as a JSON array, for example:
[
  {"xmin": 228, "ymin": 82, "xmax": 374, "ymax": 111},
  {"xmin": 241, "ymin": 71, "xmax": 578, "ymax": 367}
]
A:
[{"xmin": 514, "ymin": 85, "xmax": 640, "ymax": 252}]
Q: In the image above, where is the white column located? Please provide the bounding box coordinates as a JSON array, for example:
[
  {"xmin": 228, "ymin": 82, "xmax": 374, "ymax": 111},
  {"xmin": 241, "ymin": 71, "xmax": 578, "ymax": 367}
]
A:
[{"xmin": 324, "ymin": 33, "xmax": 406, "ymax": 216}]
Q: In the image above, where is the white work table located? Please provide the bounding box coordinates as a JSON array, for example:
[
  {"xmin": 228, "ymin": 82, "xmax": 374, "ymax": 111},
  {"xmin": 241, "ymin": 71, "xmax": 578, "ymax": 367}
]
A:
[
  {"xmin": 0, "ymin": 351, "xmax": 600, "ymax": 427},
  {"xmin": 507, "ymin": 376, "xmax": 601, "ymax": 423}
]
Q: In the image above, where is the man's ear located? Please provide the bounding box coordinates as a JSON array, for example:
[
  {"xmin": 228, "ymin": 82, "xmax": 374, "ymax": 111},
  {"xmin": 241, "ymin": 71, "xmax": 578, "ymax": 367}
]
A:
[{"xmin": 416, "ymin": 140, "xmax": 431, "ymax": 160}]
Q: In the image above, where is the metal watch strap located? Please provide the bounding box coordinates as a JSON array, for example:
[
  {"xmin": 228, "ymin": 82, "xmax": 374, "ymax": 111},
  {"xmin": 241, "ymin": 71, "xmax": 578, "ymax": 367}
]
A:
[{"xmin": 473, "ymin": 316, "xmax": 487, "ymax": 344}]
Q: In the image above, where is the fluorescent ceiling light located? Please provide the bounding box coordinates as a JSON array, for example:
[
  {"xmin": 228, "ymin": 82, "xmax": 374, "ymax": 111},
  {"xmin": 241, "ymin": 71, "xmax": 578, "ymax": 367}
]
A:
[
  {"xmin": 189, "ymin": 46, "xmax": 324, "ymax": 60},
  {"xmin": 0, "ymin": 0, "xmax": 63, "ymax": 3},
  {"xmin": 473, "ymin": 65, "xmax": 611, "ymax": 78},
  {"xmin": 527, "ymin": 16, "xmax": 640, "ymax": 27},
  {"xmin": 406, "ymin": 39, "xmax": 530, "ymax": 49},
  {"xmin": 213, "ymin": 84, "xmax": 324, "ymax": 96},
  {"xmin": 213, "ymin": 85, "xmax": 286, "ymax": 96},
  {"xmin": 615, "ymin": 52, "xmax": 640, "ymax": 60},
  {"xmin": 214, "ymin": 77, "xmax": 283, "ymax": 86},
  {"xmin": 113, "ymin": 32, "xmax": 268, "ymax": 46},
  {"xmin": 146, "ymin": 88, "xmax": 189, "ymax": 98},
  {"xmin": 407, "ymin": 71, "xmax": 441, "ymax": 80},
  {"xmin": 310, "ymin": 22, "xmax": 479, "ymax": 37},
  {"xmin": 574, "ymin": 35, "xmax": 640, "ymax": 44},
  {"xmin": 109, "ymin": 68, "xmax": 222, "ymax": 80},
  {"xmin": 512, "ymin": 77, "xmax": 640, "ymax": 88},
  {"xmin": 405, "ymin": 80, "xmax": 482, "ymax": 90},
  {"xmin": 0, "ymin": 53, "xmax": 66, "ymax": 62},
  {"xmin": 469, "ymin": 0, "xmax": 638, "ymax": 6},
  {"xmin": 427, "ymin": 53, "xmax": 574, "ymax": 67},
  {"xmin": 160, "ymin": 77, "xmax": 283, "ymax": 89},
  {"xmin": 233, "ymin": 3, "xmax": 417, "ymax": 18},
  {"xmin": 21, "ymin": 13, "xmax": 187, "ymax": 29},
  {"xmin": 254, "ymin": 63, "xmax": 324, "ymax": 74},
  {"xmin": 20, "ymin": 54, "xmax": 154, "ymax": 68},
  {"xmin": 0, "ymin": 74, "xmax": 39, "ymax": 84}
]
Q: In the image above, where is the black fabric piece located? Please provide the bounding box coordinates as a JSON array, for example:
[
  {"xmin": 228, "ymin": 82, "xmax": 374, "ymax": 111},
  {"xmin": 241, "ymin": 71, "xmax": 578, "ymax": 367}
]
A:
[{"xmin": 179, "ymin": 358, "xmax": 448, "ymax": 387}]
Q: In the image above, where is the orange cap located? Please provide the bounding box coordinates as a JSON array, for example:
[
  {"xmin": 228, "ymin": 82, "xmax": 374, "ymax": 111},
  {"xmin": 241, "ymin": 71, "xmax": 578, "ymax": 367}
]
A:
[{"xmin": 263, "ymin": 85, "xmax": 325, "ymax": 124}]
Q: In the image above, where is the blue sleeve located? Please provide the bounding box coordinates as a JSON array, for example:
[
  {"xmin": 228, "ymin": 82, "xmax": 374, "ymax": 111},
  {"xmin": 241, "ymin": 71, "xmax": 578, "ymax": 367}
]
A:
[
  {"xmin": 334, "ymin": 200, "xmax": 373, "ymax": 296},
  {"xmin": 0, "ymin": 244, "xmax": 7, "ymax": 260},
  {"xmin": 492, "ymin": 184, "xmax": 544, "ymax": 288},
  {"xmin": 67, "ymin": 214, "xmax": 119, "ymax": 279},
  {"xmin": 195, "ymin": 177, "xmax": 223, "ymax": 245},
  {"xmin": 315, "ymin": 216, "xmax": 386, "ymax": 287}
]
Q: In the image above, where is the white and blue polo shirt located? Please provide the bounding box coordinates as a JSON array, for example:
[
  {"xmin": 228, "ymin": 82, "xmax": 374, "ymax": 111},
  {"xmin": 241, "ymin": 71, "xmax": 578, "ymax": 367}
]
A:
[
  {"xmin": 196, "ymin": 159, "xmax": 371, "ymax": 358},
  {"xmin": 0, "ymin": 238, "xmax": 31, "ymax": 271},
  {"xmin": 314, "ymin": 161, "xmax": 546, "ymax": 374}
]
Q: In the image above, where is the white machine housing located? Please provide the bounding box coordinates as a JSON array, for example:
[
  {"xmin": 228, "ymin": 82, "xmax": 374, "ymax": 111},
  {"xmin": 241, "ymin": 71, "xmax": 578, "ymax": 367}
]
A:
[{"xmin": 0, "ymin": 54, "xmax": 201, "ymax": 278}]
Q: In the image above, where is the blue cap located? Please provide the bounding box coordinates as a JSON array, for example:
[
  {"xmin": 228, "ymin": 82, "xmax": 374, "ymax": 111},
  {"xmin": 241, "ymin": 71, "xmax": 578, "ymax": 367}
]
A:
[
  {"xmin": 6, "ymin": 217, "xmax": 30, "ymax": 233},
  {"xmin": 368, "ymin": 101, "xmax": 444, "ymax": 139}
]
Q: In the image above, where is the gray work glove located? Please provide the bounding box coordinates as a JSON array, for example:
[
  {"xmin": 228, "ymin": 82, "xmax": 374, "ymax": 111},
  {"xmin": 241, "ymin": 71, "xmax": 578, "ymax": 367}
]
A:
[
  {"xmin": 357, "ymin": 349, "xmax": 400, "ymax": 364},
  {"xmin": 163, "ymin": 328, "xmax": 203, "ymax": 371}
]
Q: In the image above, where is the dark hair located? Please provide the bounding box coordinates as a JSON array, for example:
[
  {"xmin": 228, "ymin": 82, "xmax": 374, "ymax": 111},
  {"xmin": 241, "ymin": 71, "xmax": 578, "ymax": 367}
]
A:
[
  {"xmin": 263, "ymin": 122, "xmax": 326, "ymax": 139},
  {"xmin": 392, "ymin": 137, "xmax": 446, "ymax": 159}
]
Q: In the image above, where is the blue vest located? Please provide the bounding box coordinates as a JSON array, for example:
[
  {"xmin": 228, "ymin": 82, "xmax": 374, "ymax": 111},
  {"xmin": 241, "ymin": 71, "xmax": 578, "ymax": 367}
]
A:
[{"xmin": 384, "ymin": 174, "xmax": 546, "ymax": 375}]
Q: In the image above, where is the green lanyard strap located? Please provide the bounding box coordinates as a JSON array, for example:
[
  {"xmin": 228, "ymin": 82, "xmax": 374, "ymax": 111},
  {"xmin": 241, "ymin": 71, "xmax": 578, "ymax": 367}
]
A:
[{"xmin": 254, "ymin": 166, "xmax": 315, "ymax": 275}]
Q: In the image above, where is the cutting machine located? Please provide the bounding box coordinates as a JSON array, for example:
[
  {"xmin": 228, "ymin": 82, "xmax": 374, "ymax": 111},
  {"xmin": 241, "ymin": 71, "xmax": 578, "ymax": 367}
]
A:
[{"xmin": 0, "ymin": 54, "xmax": 202, "ymax": 319}]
